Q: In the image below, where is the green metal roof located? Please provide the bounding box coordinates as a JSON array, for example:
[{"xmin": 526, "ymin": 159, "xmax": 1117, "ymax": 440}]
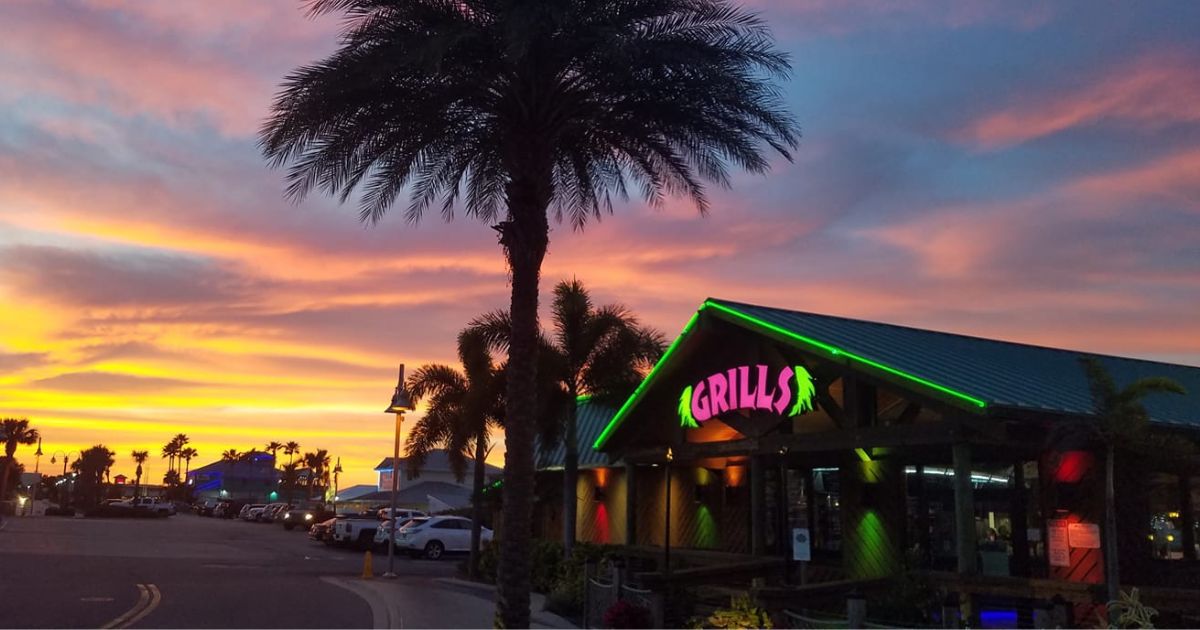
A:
[
  {"xmin": 593, "ymin": 298, "xmax": 1200, "ymax": 450},
  {"xmin": 537, "ymin": 398, "xmax": 618, "ymax": 470}
]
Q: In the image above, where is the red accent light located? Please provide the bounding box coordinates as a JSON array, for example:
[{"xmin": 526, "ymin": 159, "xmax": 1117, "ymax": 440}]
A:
[{"xmin": 1054, "ymin": 451, "xmax": 1093, "ymax": 483}]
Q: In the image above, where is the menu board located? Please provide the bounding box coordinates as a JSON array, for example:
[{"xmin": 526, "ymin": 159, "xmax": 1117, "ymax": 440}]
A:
[
  {"xmin": 1068, "ymin": 522, "xmax": 1101, "ymax": 549},
  {"xmin": 1048, "ymin": 519, "xmax": 1070, "ymax": 567}
]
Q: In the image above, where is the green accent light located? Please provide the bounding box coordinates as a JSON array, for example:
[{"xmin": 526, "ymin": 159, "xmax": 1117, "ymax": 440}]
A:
[
  {"xmin": 592, "ymin": 300, "xmax": 987, "ymax": 451},
  {"xmin": 678, "ymin": 386, "xmax": 699, "ymax": 428},
  {"xmin": 576, "ymin": 394, "xmax": 593, "ymax": 404},
  {"xmin": 695, "ymin": 503, "xmax": 719, "ymax": 549},
  {"xmin": 854, "ymin": 447, "xmax": 872, "ymax": 463},
  {"xmin": 591, "ymin": 311, "xmax": 701, "ymax": 449},
  {"xmin": 787, "ymin": 365, "xmax": 816, "ymax": 416},
  {"xmin": 704, "ymin": 301, "xmax": 988, "ymax": 410}
]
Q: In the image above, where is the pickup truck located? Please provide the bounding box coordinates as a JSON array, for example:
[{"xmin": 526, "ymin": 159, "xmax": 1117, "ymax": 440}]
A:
[{"xmin": 331, "ymin": 512, "xmax": 386, "ymax": 550}]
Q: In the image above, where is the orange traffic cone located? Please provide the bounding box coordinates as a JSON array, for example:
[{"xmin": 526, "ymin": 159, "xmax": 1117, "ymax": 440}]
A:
[{"xmin": 361, "ymin": 551, "xmax": 374, "ymax": 579}]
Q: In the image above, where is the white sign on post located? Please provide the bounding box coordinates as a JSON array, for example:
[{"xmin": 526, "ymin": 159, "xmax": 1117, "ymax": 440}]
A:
[
  {"xmin": 791, "ymin": 527, "xmax": 812, "ymax": 562},
  {"xmin": 1048, "ymin": 519, "xmax": 1070, "ymax": 567},
  {"xmin": 1068, "ymin": 522, "xmax": 1101, "ymax": 549}
]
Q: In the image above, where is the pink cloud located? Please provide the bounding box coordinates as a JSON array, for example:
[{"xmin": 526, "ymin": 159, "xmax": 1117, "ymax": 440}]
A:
[
  {"xmin": 958, "ymin": 49, "xmax": 1200, "ymax": 149},
  {"xmin": 740, "ymin": 0, "xmax": 1055, "ymax": 37}
]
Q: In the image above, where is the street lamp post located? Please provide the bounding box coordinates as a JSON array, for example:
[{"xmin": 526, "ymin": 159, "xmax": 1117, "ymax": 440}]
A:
[
  {"xmin": 382, "ymin": 364, "xmax": 415, "ymax": 579},
  {"xmin": 29, "ymin": 438, "xmax": 43, "ymax": 514}
]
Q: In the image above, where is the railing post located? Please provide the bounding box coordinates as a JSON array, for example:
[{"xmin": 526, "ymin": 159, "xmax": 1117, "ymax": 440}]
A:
[
  {"xmin": 941, "ymin": 592, "xmax": 961, "ymax": 629},
  {"xmin": 614, "ymin": 557, "xmax": 625, "ymax": 600},
  {"xmin": 584, "ymin": 558, "xmax": 596, "ymax": 629},
  {"xmin": 846, "ymin": 590, "xmax": 866, "ymax": 628}
]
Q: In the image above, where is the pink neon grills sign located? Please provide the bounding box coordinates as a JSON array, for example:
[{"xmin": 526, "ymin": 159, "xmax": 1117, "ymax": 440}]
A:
[{"xmin": 678, "ymin": 364, "xmax": 816, "ymax": 428}]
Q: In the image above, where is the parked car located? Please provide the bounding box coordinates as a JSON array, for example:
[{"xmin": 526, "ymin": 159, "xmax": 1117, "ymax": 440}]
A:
[
  {"xmin": 213, "ymin": 499, "xmax": 247, "ymax": 519},
  {"xmin": 118, "ymin": 497, "xmax": 176, "ymax": 517},
  {"xmin": 193, "ymin": 499, "xmax": 219, "ymax": 516},
  {"xmin": 378, "ymin": 508, "xmax": 427, "ymax": 521},
  {"xmin": 309, "ymin": 517, "xmax": 337, "ymax": 543},
  {"xmin": 282, "ymin": 505, "xmax": 334, "ymax": 531},
  {"xmin": 331, "ymin": 512, "xmax": 386, "ymax": 549},
  {"xmin": 258, "ymin": 503, "xmax": 289, "ymax": 522},
  {"xmin": 240, "ymin": 504, "xmax": 266, "ymax": 521},
  {"xmin": 394, "ymin": 516, "xmax": 492, "ymax": 560},
  {"xmin": 373, "ymin": 516, "xmax": 423, "ymax": 549}
]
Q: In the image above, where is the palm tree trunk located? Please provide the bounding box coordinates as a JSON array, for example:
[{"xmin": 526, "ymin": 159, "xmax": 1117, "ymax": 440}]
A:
[
  {"xmin": 0, "ymin": 451, "xmax": 12, "ymax": 501},
  {"xmin": 469, "ymin": 431, "xmax": 488, "ymax": 580},
  {"xmin": 1104, "ymin": 441, "xmax": 1120, "ymax": 603},
  {"xmin": 563, "ymin": 389, "xmax": 579, "ymax": 559},
  {"xmin": 135, "ymin": 465, "xmax": 142, "ymax": 498},
  {"xmin": 495, "ymin": 171, "xmax": 550, "ymax": 629}
]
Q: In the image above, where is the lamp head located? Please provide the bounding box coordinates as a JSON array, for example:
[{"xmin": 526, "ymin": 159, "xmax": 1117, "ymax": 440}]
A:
[{"xmin": 385, "ymin": 363, "xmax": 415, "ymax": 413}]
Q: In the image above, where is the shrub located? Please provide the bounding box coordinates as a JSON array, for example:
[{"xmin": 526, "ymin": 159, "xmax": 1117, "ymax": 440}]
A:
[
  {"xmin": 477, "ymin": 540, "xmax": 500, "ymax": 584},
  {"xmin": 704, "ymin": 595, "xmax": 772, "ymax": 630},
  {"xmin": 603, "ymin": 600, "xmax": 654, "ymax": 629}
]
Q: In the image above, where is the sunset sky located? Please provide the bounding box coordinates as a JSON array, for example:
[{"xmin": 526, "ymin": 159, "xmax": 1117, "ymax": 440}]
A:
[{"xmin": 1, "ymin": 1, "xmax": 1198, "ymax": 487}]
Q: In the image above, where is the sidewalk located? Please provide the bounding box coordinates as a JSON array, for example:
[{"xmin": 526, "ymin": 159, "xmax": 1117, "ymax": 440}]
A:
[{"xmin": 323, "ymin": 576, "xmax": 577, "ymax": 629}]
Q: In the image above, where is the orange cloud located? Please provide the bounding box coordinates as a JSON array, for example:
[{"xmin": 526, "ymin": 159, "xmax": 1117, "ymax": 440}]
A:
[{"xmin": 958, "ymin": 50, "xmax": 1200, "ymax": 149}]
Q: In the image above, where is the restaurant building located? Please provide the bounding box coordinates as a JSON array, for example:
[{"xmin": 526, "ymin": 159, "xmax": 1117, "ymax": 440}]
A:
[{"xmin": 549, "ymin": 298, "xmax": 1200, "ymax": 623}]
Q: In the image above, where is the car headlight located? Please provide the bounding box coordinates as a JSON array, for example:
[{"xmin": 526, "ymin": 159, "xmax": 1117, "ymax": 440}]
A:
[
  {"xmin": 284, "ymin": 514, "xmax": 291, "ymax": 519},
  {"xmin": 305, "ymin": 514, "xmax": 313, "ymax": 520}
]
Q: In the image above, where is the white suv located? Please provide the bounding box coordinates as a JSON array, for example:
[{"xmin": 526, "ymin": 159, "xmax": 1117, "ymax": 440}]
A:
[{"xmin": 394, "ymin": 516, "xmax": 493, "ymax": 560}]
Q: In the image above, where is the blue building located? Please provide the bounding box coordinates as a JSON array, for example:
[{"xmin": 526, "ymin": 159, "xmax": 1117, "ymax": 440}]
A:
[{"xmin": 187, "ymin": 453, "xmax": 280, "ymax": 502}]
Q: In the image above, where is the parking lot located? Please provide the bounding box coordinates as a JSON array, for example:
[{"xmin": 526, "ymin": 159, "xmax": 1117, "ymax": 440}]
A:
[{"xmin": 0, "ymin": 511, "xmax": 459, "ymax": 628}]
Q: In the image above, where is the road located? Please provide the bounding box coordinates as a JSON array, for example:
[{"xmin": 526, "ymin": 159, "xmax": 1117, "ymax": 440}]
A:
[{"xmin": 0, "ymin": 512, "xmax": 458, "ymax": 628}]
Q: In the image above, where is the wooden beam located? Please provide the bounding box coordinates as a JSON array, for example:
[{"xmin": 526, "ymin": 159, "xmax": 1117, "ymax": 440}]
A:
[{"xmin": 896, "ymin": 402, "xmax": 922, "ymax": 425}]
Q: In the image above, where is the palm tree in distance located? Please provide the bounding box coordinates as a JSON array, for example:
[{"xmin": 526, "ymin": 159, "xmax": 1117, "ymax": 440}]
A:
[
  {"xmin": 221, "ymin": 449, "xmax": 241, "ymax": 463},
  {"xmin": 180, "ymin": 447, "xmax": 198, "ymax": 480},
  {"xmin": 1073, "ymin": 358, "xmax": 1186, "ymax": 602},
  {"xmin": 284, "ymin": 441, "xmax": 300, "ymax": 466},
  {"xmin": 161, "ymin": 440, "xmax": 178, "ymax": 477},
  {"xmin": 1, "ymin": 417, "xmax": 39, "ymax": 500},
  {"xmin": 131, "ymin": 450, "xmax": 149, "ymax": 498},
  {"xmin": 259, "ymin": 2, "xmax": 798, "ymax": 623},
  {"xmin": 282, "ymin": 462, "xmax": 300, "ymax": 505},
  {"xmin": 472, "ymin": 278, "xmax": 665, "ymax": 556},
  {"xmin": 406, "ymin": 329, "xmax": 506, "ymax": 578},
  {"xmin": 265, "ymin": 441, "xmax": 283, "ymax": 467},
  {"xmin": 303, "ymin": 451, "xmax": 331, "ymax": 500},
  {"xmin": 73, "ymin": 445, "xmax": 115, "ymax": 507}
]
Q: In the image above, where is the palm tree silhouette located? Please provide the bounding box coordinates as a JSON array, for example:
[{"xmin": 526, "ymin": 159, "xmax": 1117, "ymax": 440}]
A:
[
  {"xmin": 260, "ymin": 2, "xmax": 798, "ymax": 622},
  {"xmin": 406, "ymin": 329, "xmax": 506, "ymax": 578},
  {"xmin": 265, "ymin": 442, "xmax": 283, "ymax": 467},
  {"xmin": 1, "ymin": 418, "xmax": 39, "ymax": 500},
  {"xmin": 180, "ymin": 447, "xmax": 198, "ymax": 480},
  {"xmin": 220, "ymin": 449, "xmax": 240, "ymax": 463},
  {"xmin": 131, "ymin": 450, "xmax": 149, "ymax": 498},
  {"xmin": 283, "ymin": 442, "xmax": 300, "ymax": 466},
  {"xmin": 472, "ymin": 279, "xmax": 664, "ymax": 556}
]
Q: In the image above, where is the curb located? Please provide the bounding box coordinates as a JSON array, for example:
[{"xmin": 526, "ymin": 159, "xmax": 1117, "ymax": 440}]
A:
[{"xmin": 434, "ymin": 578, "xmax": 578, "ymax": 629}]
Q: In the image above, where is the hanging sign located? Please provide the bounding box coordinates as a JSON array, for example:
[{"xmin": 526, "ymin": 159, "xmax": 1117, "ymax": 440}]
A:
[
  {"xmin": 1068, "ymin": 522, "xmax": 1101, "ymax": 549},
  {"xmin": 791, "ymin": 527, "xmax": 812, "ymax": 562},
  {"xmin": 1047, "ymin": 519, "xmax": 1070, "ymax": 567},
  {"xmin": 679, "ymin": 364, "xmax": 816, "ymax": 428}
]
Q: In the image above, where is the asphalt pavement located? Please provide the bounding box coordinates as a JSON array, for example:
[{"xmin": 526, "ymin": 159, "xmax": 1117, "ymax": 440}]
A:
[{"xmin": 0, "ymin": 511, "xmax": 463, "ymax": 628}]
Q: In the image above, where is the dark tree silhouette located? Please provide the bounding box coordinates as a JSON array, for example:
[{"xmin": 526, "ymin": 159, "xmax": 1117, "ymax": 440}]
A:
[{"xmin": 260, "ymin": 1, "xmax": 798, "ymax": 622}]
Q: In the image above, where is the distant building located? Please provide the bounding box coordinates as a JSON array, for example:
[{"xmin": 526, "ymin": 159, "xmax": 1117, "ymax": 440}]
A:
[
  {"xmin": 334, "ymin": 484, "xmax": 377, "ymax": 501},
  {"xmin": 373, "ymin": 450, "xmax": 501, "ymax": 493},
  {"xmin": 186, "ymin": 452, "xmax": 280, "ymax": 502}
]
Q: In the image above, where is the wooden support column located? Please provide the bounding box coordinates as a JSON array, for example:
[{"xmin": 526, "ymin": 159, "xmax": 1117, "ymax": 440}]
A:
[
  {"xmin": 751, "ymin": 454, "xmax": 766, "ymax": 556},
  {"xmin": 1181, "ymin": 475, "xmax": 1197, "ymax": 561},
  {"xmin": 915, "ymin": 464, "xmax": 930, "ymax": 568},
  {"xmin": 1010, "ymin": 461, "xmax": 1030, "ymax": 577},
  {"xmin": 953, "ymin": 442, "xmax": 978, "ymax": 575},
  {"xmin": 625, "ymin": 462, "xmax": 637, "ymax": 546}
]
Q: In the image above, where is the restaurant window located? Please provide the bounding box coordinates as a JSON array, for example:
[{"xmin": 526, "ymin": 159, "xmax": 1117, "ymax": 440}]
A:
[{"xmin": 811, "ymin": 468, "xmax": 841, "ymax": 552}]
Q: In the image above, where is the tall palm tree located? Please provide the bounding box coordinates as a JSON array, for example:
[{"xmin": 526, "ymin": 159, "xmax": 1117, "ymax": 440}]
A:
[
  {"xmin": 1074, "ymin": 358, "xmax": 1186, "ymax": 602},
  {"xmin": 265, "ymin": 441, "xmax": 283, "ymax": 467},
  {"xmin": 221, "ymin": 449, "xmax": 241, "ymax": 463},
  {"xmin": 303, "ymin": 450, "xmax": 331, "ymax": 500},
  {"xmin": 180, "ymin": 447, "xmax": 198, "ymax": 480},
  {"xmin": 284, "ymin": 441, "xmax": 300, "ymax": 466},
  {"xmin": 407, "ymin": 329, "xmax": 506, "ymax": 578},
  {"xmin": 259, "ymin": 2, "xmax": 797, "ymax": 623},
  {"xmin": 472, "ymin": 279, "xmax": 664, "ymax": 556},
  {"xmin": 1, "ymin": 417, "xmax": 39, "ymax": 500},
  {"xmin": 281, "ymin": 462, "xmax": 299, "ymax": 505},
  {"xmin": 131, "ymin": 450, "xmax": 149, "ymax": 498},
  {"xmin": 74, "ymin": 445, "xmax": 115, "ymax": 507}
]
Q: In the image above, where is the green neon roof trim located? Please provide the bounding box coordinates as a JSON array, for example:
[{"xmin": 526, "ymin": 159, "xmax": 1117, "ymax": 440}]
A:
[
  {"xmin": 703, "ymin": 301, "xmax": 988, "ymax": 410},
  {"xmin": 591, "ymin": 310, "xmax": 701, "ymax": 450},
  {"xmin": 592, "ymin": 300, "xmax": 988, "ymax": 451}
]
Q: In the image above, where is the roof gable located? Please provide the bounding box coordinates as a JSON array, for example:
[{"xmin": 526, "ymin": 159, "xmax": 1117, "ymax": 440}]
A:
[{"xmin": 594, "ymin": 298, "xmax": 1200, "ymax": 449}]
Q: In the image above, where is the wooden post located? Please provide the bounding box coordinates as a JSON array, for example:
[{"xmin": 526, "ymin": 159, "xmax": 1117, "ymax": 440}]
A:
[
  {"xmin": 953, "ymin": 442, "xmax": 978, "ymax": 575},
  {"xmin": 916, "ymin": 463, "xmax": 930, "ymax": 568},
  {"xmin": 1181, "ymin": 474, "xmax": 1196, "ymax": 561},
  {"xmin": 625, "ymin": 462, "xmax": 637, "ymax": 546},
  {"xmin": 1011, "ymin": 461, "xmax": 1030, "ymax": 577},
  {"xmin": 751, "ymin": 455, "xmax": 766, "ymax": 556}
]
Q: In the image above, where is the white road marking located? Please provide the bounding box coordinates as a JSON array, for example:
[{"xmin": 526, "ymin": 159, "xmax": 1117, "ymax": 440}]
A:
[{"xmin": 81, "ymin": 597, "xmax": 115, "ymax": 602}]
